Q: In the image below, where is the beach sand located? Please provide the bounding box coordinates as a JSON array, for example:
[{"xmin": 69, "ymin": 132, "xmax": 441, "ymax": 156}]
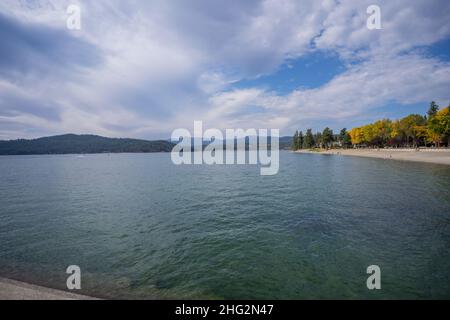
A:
[
  {"xmin": 0, "ymin": 277, "xmax": 97, "ymax": 300},
  {"xmin": 295, "ymin": 149, "xmax": 450, "ymax": 165}
]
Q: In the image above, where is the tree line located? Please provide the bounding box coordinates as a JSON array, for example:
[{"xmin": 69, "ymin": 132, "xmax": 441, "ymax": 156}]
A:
[
  {"xmin": 0, "ymin": 134, "xmax": 174, "ymax": 155},
  {"xmin": 292, "ymin": 102, "xmax": 450, "ymax": 150}
]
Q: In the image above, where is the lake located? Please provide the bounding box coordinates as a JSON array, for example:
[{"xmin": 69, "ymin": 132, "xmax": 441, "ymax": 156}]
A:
[{"xmin": 0, "ymin": 152, "xmax": 449, "ymax": 299}]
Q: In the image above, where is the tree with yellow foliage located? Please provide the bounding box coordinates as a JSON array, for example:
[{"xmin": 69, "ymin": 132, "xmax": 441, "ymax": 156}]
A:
[
  {"xmin": 349, "ymin": 127, "xmax": 364, "ymax": 146},
  {"xmin": 427, "ymin": 106, "xmax": 449, "ymax": 147}
]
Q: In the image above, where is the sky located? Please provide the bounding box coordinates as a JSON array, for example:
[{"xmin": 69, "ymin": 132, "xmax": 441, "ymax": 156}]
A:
[{"xmin": 0, "ymin": 0, "xmax": 449, "ymax": 140}]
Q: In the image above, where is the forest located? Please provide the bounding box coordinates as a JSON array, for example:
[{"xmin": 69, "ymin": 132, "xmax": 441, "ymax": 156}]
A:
[
  {"xmin": 0, "ymin": 134, "xmax": 174, "ymax": 155},
  {"xmin": 292, "ymin": 102, "xmax": 450, "ymax": 150}
]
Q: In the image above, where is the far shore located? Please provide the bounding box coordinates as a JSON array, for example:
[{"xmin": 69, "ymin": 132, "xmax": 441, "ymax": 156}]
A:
[
  {"xmin": 295, "ymin": 148, "xmax": 450, "ymax": 165},
  {"xmin": 0, "ymin": 277, "xmax": 98, "ymax": 300}
]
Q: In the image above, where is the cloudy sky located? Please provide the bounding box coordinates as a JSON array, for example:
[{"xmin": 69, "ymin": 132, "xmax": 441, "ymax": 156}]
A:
[{"xmin": 0, "ymin": 0, "xmax": 449, "ymax": 140}]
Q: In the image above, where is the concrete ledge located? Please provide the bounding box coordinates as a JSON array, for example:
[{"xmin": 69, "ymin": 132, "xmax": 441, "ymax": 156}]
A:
[{"xmin": 0, "ymin": 277, "xmax": 98, "ymax": 300}]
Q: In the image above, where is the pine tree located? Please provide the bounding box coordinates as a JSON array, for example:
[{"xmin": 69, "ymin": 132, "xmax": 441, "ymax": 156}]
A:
[
  {"xmin": 427, "ymin": 101, "xmax": 439, "ymax": 118},
  {"xmin": 304, "ymin": 129, "xmax": 314, "ymax": 149},
  {"xmin": 322, "ymin": 127, "xmax": 333, "ymax": 149},
  {"xmin": 298, "ymin": 131, "xmax": 304, "ymax": 149},
  {"xmin": 292, "ymin": 130, "xmax": 299, "ymax": 150},
  {"xmin": 339, "ymin": 128, "xmax": 351, "ymax": 148}
]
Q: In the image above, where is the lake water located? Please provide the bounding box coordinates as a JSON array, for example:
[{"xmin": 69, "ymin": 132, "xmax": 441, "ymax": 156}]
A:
[{"xmin": 0, "ymin": 152, "xmax": 449, "ymax": 299}]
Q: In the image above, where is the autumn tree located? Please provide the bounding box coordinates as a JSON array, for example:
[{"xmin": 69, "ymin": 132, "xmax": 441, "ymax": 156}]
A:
[
  {"xmin": 349, "ymin": 127, "xmax": 364, "ymax": 146},
  {"xmin": 427, "ymin": 106, "xmax": 449, "ymax": 147},
  {"xmin": 399, "ymin": 115, "xmax": 426, "ymax": 147}
]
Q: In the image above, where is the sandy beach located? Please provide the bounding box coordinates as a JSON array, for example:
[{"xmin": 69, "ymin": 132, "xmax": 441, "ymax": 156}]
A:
[
  {"xmin": 0, "ymin": 277, "xmax": 97, "ymax": 300},
  {"xmin": 295, "ymin": 149, "xmax": 450, "ymax": 165}
]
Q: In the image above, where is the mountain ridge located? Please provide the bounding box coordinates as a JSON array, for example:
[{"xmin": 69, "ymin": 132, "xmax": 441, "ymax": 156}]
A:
[
  {"xmin": 0, "ymin": 134, "xmax": 175, "ymax": 155},
  {"xmin": 0, "ymin": 134, "xmax": 294, "ymax": 155}
]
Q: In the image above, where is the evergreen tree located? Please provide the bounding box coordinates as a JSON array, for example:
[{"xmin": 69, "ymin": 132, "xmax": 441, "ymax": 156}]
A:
[
  {"xmin": 304, "ymin": 129, "xmax": 314, "ymax": 149},
  {"xmin": 340, "ymin": 128, "xmax": 351, "ymax": 148},
  {"xmin": 298, "ymin": 131, "xmax": 304, "ymax": 149},
  {"xmin": 322, "ymin": 127, "xmax": 333, "ymax": 149},
  {"xmin": 427, "ymin": 101, "xmax": 439, "ymax": 118},
  {"xmin": 292, "ymin": 131, "xmax": 299, "ymax": 150},
  {"xmin": 315, "ymin": 132, "xmax": 322, "ymax": 148}
]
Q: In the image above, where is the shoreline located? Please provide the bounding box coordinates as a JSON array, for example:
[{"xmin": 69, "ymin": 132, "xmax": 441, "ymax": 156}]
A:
[
  {"xmin": 295, "ymin": 148, "xmax": 450, "ymax": 165},
  {"xmin": 0, "ymin": 277, "xmax": 98, "ymax": 300}
]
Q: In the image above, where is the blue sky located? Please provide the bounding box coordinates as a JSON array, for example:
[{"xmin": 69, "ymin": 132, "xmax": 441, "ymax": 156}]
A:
[
  {"xmin": 0, "ymin": 0, "xmax": 449, "ymax": 139},
  {"xmin": 234, "ymin": 51, "xmax": 346, "ymax": 94}
]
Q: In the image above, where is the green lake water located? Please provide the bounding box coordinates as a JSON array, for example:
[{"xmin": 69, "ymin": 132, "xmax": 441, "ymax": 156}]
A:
[{"xmin": 0, "ymin": 152, "xmax": 449, "ymax": 299}]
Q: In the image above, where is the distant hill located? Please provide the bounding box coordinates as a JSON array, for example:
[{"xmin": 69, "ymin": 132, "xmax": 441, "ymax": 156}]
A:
[
  {"xmin": 171, "ymin": 136, "xmax": 294, "ymax": 150},
  {"xmin": 279, "ymin": 136, "xmax": 293, "ymax": 150},
  {"xmin": 0, "ymin": 134, "xmax": 175, "ymax": 155}
]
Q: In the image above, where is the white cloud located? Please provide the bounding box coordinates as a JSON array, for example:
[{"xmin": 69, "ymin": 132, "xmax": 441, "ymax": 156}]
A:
[
  {"xmin": 205, "ymin": 53, "xmax": 450, "ymax": 133},
  {"xmin": 0, "ymin": 0, "xmax": 449, "ymax": 139}
]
